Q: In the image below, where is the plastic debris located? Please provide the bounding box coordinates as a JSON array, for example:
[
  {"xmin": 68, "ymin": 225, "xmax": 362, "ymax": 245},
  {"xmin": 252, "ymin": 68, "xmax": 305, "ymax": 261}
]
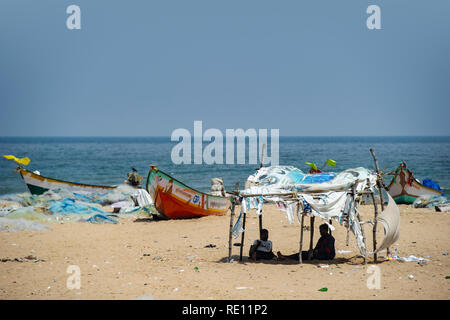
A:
[
  {"xmin": 110, "ymin": 201, "xmax": 134, "ymax": 209},
  {"xmin": 318, "ymin": 287, "xmax": 328, "ymax": 292},
  {"xmin": 399, "ymin": 255, "xmax": 429, "ymax": 262},
  {"xmin": 412, "ymin": 195, "xmax": 448, "ymax": 209}
]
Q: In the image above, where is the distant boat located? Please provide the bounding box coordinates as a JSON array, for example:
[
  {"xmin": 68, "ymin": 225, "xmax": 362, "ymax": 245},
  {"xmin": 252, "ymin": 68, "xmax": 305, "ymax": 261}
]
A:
[
  {"xmin": 387, "ymin": 162, "xmax": 443, "ymax": 204},
  {"xmin": 146, "ymin": 165, "xmax": 231, "ymax": 219},
  {"xmin": 16, "ymin": 167, "xmax": 115, "ymax": 195}
]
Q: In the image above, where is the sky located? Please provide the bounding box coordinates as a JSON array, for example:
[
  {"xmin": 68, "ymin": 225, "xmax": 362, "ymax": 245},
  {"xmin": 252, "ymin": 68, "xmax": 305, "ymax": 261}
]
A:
[{"xmin": 0, "ymin": 0, "xmax": 449, "ymax": 137}]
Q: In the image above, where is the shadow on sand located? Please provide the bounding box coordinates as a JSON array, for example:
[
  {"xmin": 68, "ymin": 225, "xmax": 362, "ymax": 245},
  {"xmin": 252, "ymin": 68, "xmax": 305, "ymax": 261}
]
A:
[{"xmin": 218, "ymin": 255, "xmax": 387, "ymax": 266}]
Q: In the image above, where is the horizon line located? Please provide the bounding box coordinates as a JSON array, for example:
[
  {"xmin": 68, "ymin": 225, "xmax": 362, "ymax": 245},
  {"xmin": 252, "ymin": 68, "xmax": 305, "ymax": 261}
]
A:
[{"xmin": 1, "ymin": 135, "xmax": 449, "ymax": 138}]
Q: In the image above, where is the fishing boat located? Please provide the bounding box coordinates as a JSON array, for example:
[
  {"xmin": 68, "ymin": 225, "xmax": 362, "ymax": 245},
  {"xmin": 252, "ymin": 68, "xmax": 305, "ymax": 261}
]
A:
[
  {"xmin": 16, "ymin": 167, "xmax": 115, "ymax": 195},
  {"xmin": 387, "ymin": 162, "xmax": 443, "ymax": 204},
  {"xmin": 146, "ymin": 165, "xmax": 231, "ymax": 219}
]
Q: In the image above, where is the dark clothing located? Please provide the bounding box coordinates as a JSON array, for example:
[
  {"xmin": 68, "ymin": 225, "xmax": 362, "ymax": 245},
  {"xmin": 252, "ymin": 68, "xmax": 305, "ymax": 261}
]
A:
[
  {"xmin": 285, "ymin": 251, "xmax": 310, "ymax": 261},
  {"xmin": 287, "ymin": 234, "xmax": 336, "ymax": 261},
  {"xmin": 255, "ymin": 251, "xmax": 276, "ymax": 260},
  {"xmin": 314, "ymin": 233, "xmax": 335, "ymax": 260}
]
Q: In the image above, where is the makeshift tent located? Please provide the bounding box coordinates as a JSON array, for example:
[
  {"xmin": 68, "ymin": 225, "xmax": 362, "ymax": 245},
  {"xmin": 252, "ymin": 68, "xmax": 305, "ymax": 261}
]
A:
[{"xmin": 227, "ymin": 161, "xmax": 401, "ymax": 264}]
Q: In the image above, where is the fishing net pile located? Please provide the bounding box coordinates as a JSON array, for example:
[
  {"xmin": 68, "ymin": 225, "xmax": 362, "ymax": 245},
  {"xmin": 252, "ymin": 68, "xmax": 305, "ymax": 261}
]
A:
[{"xmin": 0, "ymin": 185, "xmax": 156, "ymax": 231}]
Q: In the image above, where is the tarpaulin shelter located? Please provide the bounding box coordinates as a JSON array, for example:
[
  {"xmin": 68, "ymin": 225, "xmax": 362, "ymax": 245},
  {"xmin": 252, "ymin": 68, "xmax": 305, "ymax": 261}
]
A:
[{"xmin": 227, "ymin": 151, "xmax": 401, "ymax": 264}]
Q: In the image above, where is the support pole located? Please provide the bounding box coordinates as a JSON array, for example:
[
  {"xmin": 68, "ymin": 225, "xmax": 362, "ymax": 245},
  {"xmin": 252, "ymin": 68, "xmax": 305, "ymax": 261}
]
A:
[
  {"xmin": 329, "ymin": 219, "xmax": 332, "ymax": 236},
  {"xmin": 258, "ymin": 145, "xmax": 265, "ymax": 236},
  {"xmin": 370, "ymin": 191, "xmax": 379, "ymax": 263},
  {"xmin": 239, "ymin": 211, "xmax": 247, "ymax": 262},
  {"xmin": 354, "ymin": 198, "xmax": 367, "ymax": 265},
  {"xmin": 370, "ymin": 148, "xmax": 390, "ymax": 255},
  {"xmin": 259, "ymin": 215, "xmax": 263, "ymax": 234},
  {"xmin": 346, "ymin": 185, "xmax": 356, "ymax": 246},
  {"xmin": 309, "ymin": 216, "xmax": 315, "ymax": 251},
  {"xmin": 299, "ymin": 204, "xmax": 304, "ymax": 264},
  {"xmin": 370, "ymin": 148, "xmax": 385, "ymax": 211},
  {"xmin": 228, "ymin": 199, "xmax": 236, "ymax": 263}
]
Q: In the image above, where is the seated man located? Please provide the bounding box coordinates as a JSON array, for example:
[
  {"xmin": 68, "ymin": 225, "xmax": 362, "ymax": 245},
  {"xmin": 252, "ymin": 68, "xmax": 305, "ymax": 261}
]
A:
[
  {"xmin": 277, "ymin": 223, "xmax": 335, "ymax": 261},
  {"xmin": 249, "ymin": 229, "xmax": 276, "ymax": 261}
]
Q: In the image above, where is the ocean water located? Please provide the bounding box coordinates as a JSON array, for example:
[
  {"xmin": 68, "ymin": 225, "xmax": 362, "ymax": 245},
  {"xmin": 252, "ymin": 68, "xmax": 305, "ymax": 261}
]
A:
[{"xmin": 1, "ymin": 136, "xmax": 449, "ymax": 196}]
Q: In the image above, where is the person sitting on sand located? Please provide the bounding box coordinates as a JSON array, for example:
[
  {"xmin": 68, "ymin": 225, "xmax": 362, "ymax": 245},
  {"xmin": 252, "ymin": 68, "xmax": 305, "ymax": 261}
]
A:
[
  {"xmin": 277, "ymin": 223, "xmax": 335, "ymax": 261},
  {"xmin": 249, "ymin": 229, "xmax": 276, "ymax": 261}
]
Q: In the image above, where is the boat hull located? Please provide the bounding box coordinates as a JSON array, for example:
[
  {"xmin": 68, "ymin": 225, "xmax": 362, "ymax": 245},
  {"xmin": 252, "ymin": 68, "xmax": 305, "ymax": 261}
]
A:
[
  {"xmin": 18, "ymin": 168, "xmax": 115, "ymax": 195},
  {"xmin": 387, "ymin": 165, "xmax": 442, "ymax": 204},
  {"xmin": 146, "ymin": 167, "xmax": 230, "ymax": 219}
]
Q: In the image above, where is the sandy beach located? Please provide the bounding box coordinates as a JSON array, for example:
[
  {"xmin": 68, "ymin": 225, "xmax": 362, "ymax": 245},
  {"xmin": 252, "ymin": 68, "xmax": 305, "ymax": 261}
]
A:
[{"xmin": 0, "ymin": 204, "xmax": 448, "ymax": 300}]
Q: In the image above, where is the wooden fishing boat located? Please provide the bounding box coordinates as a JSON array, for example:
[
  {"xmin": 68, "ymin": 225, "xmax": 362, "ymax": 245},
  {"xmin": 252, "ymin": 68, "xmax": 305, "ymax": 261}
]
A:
[
  {"xmin": 16, "ymin": 167, "xmax": 115, "ymax": 195},
  {"xmin": 387, "ymin": 162, "xmax": 443, "ymax": 204},
  {"xmin": 146, "ymin": 165, "xmax": 231, "ymax": 219}
]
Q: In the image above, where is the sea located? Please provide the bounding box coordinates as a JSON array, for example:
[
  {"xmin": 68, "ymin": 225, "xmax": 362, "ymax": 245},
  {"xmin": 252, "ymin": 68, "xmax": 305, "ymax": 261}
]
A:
[{"xmin": 0, "ymin": 136, "xmax": 449, "ymax": 196}]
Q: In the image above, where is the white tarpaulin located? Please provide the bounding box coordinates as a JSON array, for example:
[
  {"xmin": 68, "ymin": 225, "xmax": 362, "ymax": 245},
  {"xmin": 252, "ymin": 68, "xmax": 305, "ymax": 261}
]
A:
[
  {"xmin": 242, "ymin": 167, "xmax": 377, "ymax": 221},
  {"xmin": 374, "ymin": 193, "xmax": 401, "ymax": 253},
  {"xmin": 239, "ymin": 166, "xmax": 393, "ymax": 257}
]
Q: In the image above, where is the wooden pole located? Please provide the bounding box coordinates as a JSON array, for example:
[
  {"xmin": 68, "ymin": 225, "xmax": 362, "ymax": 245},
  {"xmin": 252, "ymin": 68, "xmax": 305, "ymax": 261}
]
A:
[
  {"xmin": 258, "ymin": 144, "xmax": 265, "ymax": 235},
  {"xmin": 299, "ymin": 204, "xmax": 304, "ymax": 264},
  {"xmin": 309, "ymin": 216, "xmax": 315, "ymax": 251},
  {"xmin": 239, "ymin": 211, "xmax": 247, "ymax": 262},
  {"xmin": 370, "ymin": 148, "xmax": 385, "ymax": 210},
  {"xmin": 370, "ymin": 148, "xmax": 389, "ymax": 256},
  {"xmin": 259, "ymin": 215, "xmax": 263, "ymax": 234},
  {"xmin": 370, "ymin": 191, "xmax": 379, "ymax": 263},
  {"xmin": 329, "ymin": 219, "xmax": 332, "ymax": 236},
  {"xmin": 346, "ymin": 185, "xmax": 356, "ymax": 246},
  {"xmin": 227, "ymin": 182, "xmax": 239, "ymax": 263},
  {"xmin": 228, "ymin": 199, "xmax": 236, "ymax": 263},
  {"xmin": 354, "ymin": 197, "xmax": 367, "ymax": 265}
]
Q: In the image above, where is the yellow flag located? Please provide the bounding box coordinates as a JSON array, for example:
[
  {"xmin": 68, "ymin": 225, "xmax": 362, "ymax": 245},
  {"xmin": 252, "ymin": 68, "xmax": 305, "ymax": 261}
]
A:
[{"xmin": 3, "ymin": 155, "xmax": 30, "ymax": 166}]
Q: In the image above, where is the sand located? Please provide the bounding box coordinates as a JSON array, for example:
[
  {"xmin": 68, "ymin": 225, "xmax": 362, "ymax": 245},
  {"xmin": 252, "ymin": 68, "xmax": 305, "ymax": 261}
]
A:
[{"xmin": 0, "ymin": 204, "xmax": 449, "ymax": 300}]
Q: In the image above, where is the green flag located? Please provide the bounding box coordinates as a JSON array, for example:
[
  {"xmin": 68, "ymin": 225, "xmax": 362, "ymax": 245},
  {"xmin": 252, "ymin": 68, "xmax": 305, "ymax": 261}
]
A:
[{"xmin": 305, "ymin": 162, "xmax": 317, "ymax": 170}]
